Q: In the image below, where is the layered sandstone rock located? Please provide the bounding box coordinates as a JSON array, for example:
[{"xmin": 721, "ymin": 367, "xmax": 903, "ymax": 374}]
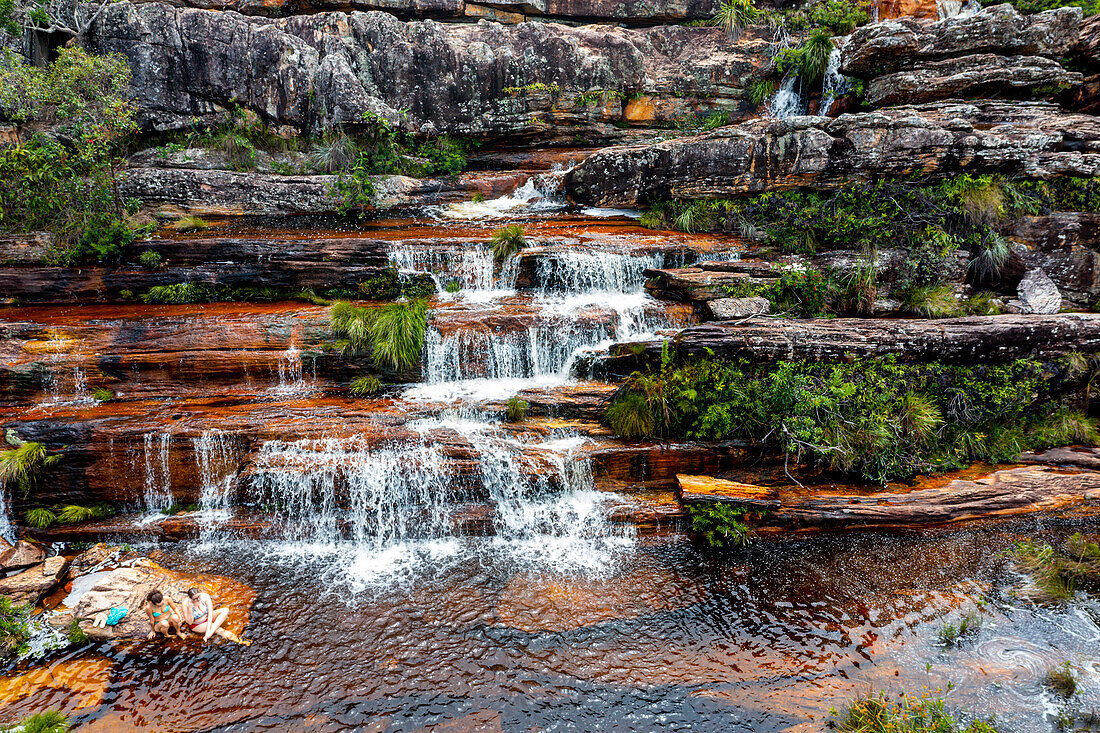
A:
[
  {"xmin": 86, "ymin": 3, "xmax": 767, "ymax": 137},
  {"xmin": 564, "ymin": 101, "xmax": 1100, "ymax": 207},
  {"xmin": 0, "ymin": 556, "xmax": 69, "ymax": 606}
]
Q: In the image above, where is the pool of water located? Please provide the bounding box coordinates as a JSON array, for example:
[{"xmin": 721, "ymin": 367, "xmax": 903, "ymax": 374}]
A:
[{"xmin": 4, "ymin": 521, "xmax": 1099, "ymax": 732}]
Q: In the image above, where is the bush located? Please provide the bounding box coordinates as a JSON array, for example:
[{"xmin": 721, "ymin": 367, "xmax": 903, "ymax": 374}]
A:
[
  {"xmin": 776, "ymin": 30, "xmax": 835, "ymax": 84},
  {"xmin": 809, "ymin": 0, "xmax": 870, "ymax": 34},
  {"xmin": 604, "ymin": 355, "xmax": 1079, "ymax": 483},
  {"xmin": 687, "ymin": 503, "xmax": 752, "ymax": 549},
  {"xmin": 712, "ymin": 0, "xmax": 760, "ymax": 39},
  {"xmin": 0, "ymin": 597, "xmax": 29, "ymax": 659},
  {"xmin": 506, "ymin": 396, "xmax": 528, "ymax": 422},
  {"xmin": 141, "ymin": 283, "xmax": 215, "ymax": 304},
  {"xmin": 491, "ymin": 225, "xmax": 526, "ymax": 263},
  {"xmin": 0, "ymin": 441, "xmax": 60, "ymax": 496},
  {"xmin": 769, "ymin": 269, "xmax": 830, "ymax": 317},
  {"xmin": 367, "ymin": 300, "xmax": 428, "ymax": 371},
  {"xmin": 358, "ymin": 267, "xmax": 402, "ymax": 300},
  {"xmin": 137, "ymin": 250, "xmax": 163, "ymax": 269},
  {"xmin": 0, "ymin": 49, "xmax": 138, "ymax": 261}
]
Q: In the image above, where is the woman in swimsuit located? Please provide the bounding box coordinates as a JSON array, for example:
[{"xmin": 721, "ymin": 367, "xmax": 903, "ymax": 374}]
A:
[
  {"xmin": 182, "ymin": 587, "xmax": 230, "ymax": 642},
  {"xmin": 144, "ymin": 590, "xmax": 184, "ymax": 640}
]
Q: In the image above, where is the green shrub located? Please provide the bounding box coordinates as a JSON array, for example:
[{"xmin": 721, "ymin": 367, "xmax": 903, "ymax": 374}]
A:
[
  {"xmin": 491, "ymin": 225, "xmax": 526, "ymax": 263},
  {"xmin": 769, "ymin": 269, "xmax": 830, "ymax": 316},
  {"xmin": 350, "ymin": 375, "xmax": 384, "ymax": 396},
  {"xmin": 506, "ymin": 396, "xmax": 528, "ymax": 422},
  {"xmin": 66, "ymin": 619, "xmax": 89, "ymax": 645},
  {"xmin": 137, "ymin": 250, "xmax": 163, "ymax": 269},
  {"xmin": 0, "ymin": 597, "xmax": 30, "ymax": 659},
  {"xmin": 776, "ymin": 30, "xmax": 835, "ymax": 83},
  {"xmin": 444, "ymin": 280, "xmax": 462, "ymax": 294},
  {"xmin": 980, "ymin": 0, "xmax": 1099, "ymax": 19},
  {"xmin": 141, "ymin": 283, "xmax": 215, "ymax": 304},
  {"xmin": 712, "ymin": 0, "xmax": 760, "ymax": 39},
  {"xmin": 604, "ymin": 391, "xmax": 655, "ymax": 438},
  {"xmin": 809, "ymin": 0, "xmax": 870, "ymax": 33},
  {"xmin": 748, "ymin": 79, "xmax": 777, "ymax": 106},
  {"xmin": 92, "ymin": 387, "xmax": 114, "ymax": 402},
  {"xmin": 0, "ymin": 49, "xmax": 138, "ymax": 261},
  {"xmin": 401, "ymin": 273, "xmax": 437, "ymax": 300},
  {"xmin": 0, "ymin": 441, "xmax": 60, "ymax": 496},
  {"xmin": 24, "ymin": 507, "xmax": 57, "ymax": 528},
  {"xmin": 358, "ymin": 267, "xmax": 402, "ymax": 301},
  {"xmin": 687, "ymin": 503, "xmax": 753, "ymax": 549}
]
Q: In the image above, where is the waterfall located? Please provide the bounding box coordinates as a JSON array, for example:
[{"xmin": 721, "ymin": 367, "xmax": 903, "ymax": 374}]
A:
[
  {"xmin": 272, "ymin": 342, "xmax": 314, "ymax": 395},
  {"xmin": 142, "ymin": 433, "xmax": 173, "ymax": 514},
  {"xmin": 193, "ymin": 429, "xmax": 241, "ymax": 517},
  {"xmin": 387, "ymin": 245, "xmax": 516, "ymax": 301},
  {"xmin": 437, "ymin": 168, "xmax": 569, "ymax": 220},
  {"xmin": 768, "ymin": 75, "xmax": 805, "ymax": 119},
  {"xmin": 819, "ymin": 45, "xmax": 852, "ymax": 116},
  {"xmin": 534, "ymin": 251, "xmax": 663, "ymax": 296},
  {"xmin": 0, "ymin": 489, "xmax": 14, "ymax": 544}
]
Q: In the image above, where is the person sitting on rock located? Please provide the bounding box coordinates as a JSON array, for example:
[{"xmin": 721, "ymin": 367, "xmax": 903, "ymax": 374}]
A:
[
  {"xmin": 144, "ymin": 590, "xmax": 184, "ymax": 640},
  {"xmin": 181, "ymin": 587, "xmax": 232, "ymax": 643}
]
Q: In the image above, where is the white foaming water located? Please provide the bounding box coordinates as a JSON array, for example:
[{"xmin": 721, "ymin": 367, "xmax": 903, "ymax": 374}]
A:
[
  {"xmin": 193, "ymin": 429, "xmax": 241, "ymax": 522},
  {"xmin": 243, "ymin": 422, "xmax": 630, "ymax": 586},
  {"xmin": 387, "ymin": 245, "xmax": 518, "ymax": 303},
  {"xmin": 272, "ymin": 342, "xmax": 315, "ymax": 395},
  {"xmin": 438, "ymin": 170, "xmax": 568, "ymax": 220},
  {"xmin": 769, "ymin": 74, "xmax": 805, "ymax": 119},
  {"xmin": 535, "ymin": 251, "xmax": 662, "ymax": 296},
  {"xmin": 819, "ymin": 45, "xmax": 852, "ymax": 116},
  {"xmin": 0, "ymin": 489, "xmax": 14, "ymax": 544},
  {"xmin": 142, "ymin": 433, "xmax": 173, "ymax": 515}
]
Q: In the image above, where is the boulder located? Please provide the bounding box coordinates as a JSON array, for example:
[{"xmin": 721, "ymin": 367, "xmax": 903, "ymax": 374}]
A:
[
  {"xmin": 0, "ymin": 540, "xmax": 45, "ymax": 572},
  {"xmin": 563, "ymin": 101, "xmax": 1100, "ymax": 208},
  {"xmin": 863, "ymin": 54, "xmax": 1081, "ymax": 108},
  {"xmin": 86, "ymin": 4, "xmax": 766, "ymax": 138},
  {"xmin": 704, "ymin": 296, "xmax": 771, "ymax": 320},
  {"xmin": 69, "ymin": 559, "xmax": 254, "ymax": 641},
  {"xmin": 66, "ymin": 544, "xmax": 122, "ymax": 580},
  {"xmin": 1001, "ymin": 213, "xmax": 1100, "ymax": 307},
  {"xmin": 1012, "ymin": 268, "xmax": 1063, "ymax": 314},
  {"xmin": 0, "ymin": 556, "xmax": 69, "ymax": 606},
  {"xmin": 840, "ymin": 5, "xmax": 1081, "ymax": 78}
]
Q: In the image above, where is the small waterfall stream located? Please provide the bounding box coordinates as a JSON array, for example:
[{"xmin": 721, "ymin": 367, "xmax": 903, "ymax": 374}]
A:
[
  {"xmin": 768, "ymin": 75, "xmax": 805, "ymax": 119},
  {"xmin": 142, "ymin": 433, "xmax": 173, "ymax": 514},
  {"xmin": 819, "ymin": 45, "xmax": 852, "ymax": 116}
]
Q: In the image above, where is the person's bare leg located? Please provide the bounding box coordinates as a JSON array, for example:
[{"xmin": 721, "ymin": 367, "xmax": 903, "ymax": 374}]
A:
[{"xmin": 203, "ymin": 608, "xmax": 229, "ymax": 641}]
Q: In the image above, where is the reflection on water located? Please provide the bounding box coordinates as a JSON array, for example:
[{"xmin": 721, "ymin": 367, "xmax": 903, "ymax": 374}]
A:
[{"xmin": 4, "ymin": 524, "xmax": 1100, "ymax": 732}]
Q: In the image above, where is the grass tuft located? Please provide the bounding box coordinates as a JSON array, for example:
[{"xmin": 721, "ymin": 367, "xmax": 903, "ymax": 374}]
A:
[
  {"xmin": 505, "ymin": 396, "xmax": 528, "ymax": 422},
  {"xmin": 491, "ymin": 225, "xmax": 526, "ymax": 263},
  {"xmin": 350, "ymin": 375, "xmax": 384, "ymax": 397},
  {"xmin": 0, "ymin": 442, "xmax": 60, "ymax": 496},
  {"xmin": 167, "ymin": 215, "xmax": 209, "ymax": 233},
  {"xmin": 604, "ymin": 392, "xmax": 655, "ymax": 438}
]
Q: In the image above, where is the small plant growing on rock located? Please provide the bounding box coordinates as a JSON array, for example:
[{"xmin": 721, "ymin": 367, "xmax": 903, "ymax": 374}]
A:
[
  {"xmin": 687, "ymin": 503, "xmax": 753, "ymax": 549},
  {"xmin": 831, "ymin": 690, "xmax": 997, "ymax": 733},
  {"xmin": 0, "ymin": 597, "xmax": 30, "ymax": 660},
  {"xmin": 472, "ymin": 192, "xmax": 486, "ymax": 203},
  {"xmin": 138, "ymin": 250, "xmax": 163, "ymax": 269},
  {"xmin": 491, "ymin": 225, "xmax": 526, "ymax": 263},
  {"xmin": 604, "ymin": 391, "xmax": 655, "ymax": 438},
  {"xmin": 167, "ymin": 215, "xmax": 209, "ymax": 234},
  {"xmin": 350, "ymin": 375, "xmax": 384, "ymax": 397},
  {"xmin": 57, "ymin": 503, "xmax": 113, "ymax": 524},
  {"xmin": 899, "ymin": 283, "xmax": 959, "ymax": 319},
  {"xmin": 937, "ymin": 608, "xmax": 982, "ymax": 647},
  {"xmin": 0, "ymin": 441, "xmax": 60, "ymax": 496},
  {"xmin": 24, "ymin": 507, "xmax": 57, "ymax": 528},
  {"xmin": 368, "ymin": 300, "xmax": 428, "ymax": 371},
  {"xmin": 141, "ymin": 283, "xmax": 215, "ymax": 304},
  {"xmin": 1044, "ymin": 662, "xmax": 1077, "ymax": 698},
  {"xmin": 329, "ymin": 302, "xmax": 373, "ymax": 352},
  {"xmin": 712, "ymin": 0, "xmax": 760, "ymax": 40},
  {"xmin": 749, "ymin": 79, "xmax": 777, "ymax": 106},
  {"xmin": 1029, "ymin": 409, "xmax": 1099, "ymax": 449},
  {"xmin": 12, "ymin": 711, "xmax": 70, "ymax": 733},
  {"xmin": 308, "ymin": 132, "xmax": 358, "ymax": 174},
  {"xmin": 968, "ymin": 236, "xmax": 1011, "ymax": 284},
  {"xmin": 66, "ymin": 619, "xmax": 89, "ymax": 646},
  {"xmin": 506, "ymin": 397, "xmax": 528, "ymax": 422},
  {"xmin": 92, "ymin": 387, "xmax": 114, "ymax": 402},
  {"xmin": 444, "ymin": 280, "xmax": 462, "ymax": 294}
]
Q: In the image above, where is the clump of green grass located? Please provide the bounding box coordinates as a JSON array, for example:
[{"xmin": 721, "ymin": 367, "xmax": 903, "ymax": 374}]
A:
[
  {"xmin": 831, "ymin": 691, "xmax": 998, "ymax": 733},
  {"xmin": 506, "ymin": 396, "xmax": 528, "ymax": 422},
  {"xmin": 968, "ymin": 236, "xmax": 1011, "ymax": 284},
  {"xmin": 491, "ymin": 225, "xmax": 525, "ymax": 263},
  {"xmin": 444, "ymin": 280, "xmax": 462, "ymax": 294},
  {"xmin": 92, "ymin": 387, "xmax": 114, "ymax": 402},
  {"xmin": 712, "ymin": 0, "xmax": 760, "ymax": 40},
  {"xmin": 10, "ymin": 711, "xmax": 71, "ymax": 733},
  {"xmin": 308, "ymin": 132, "xmax": 357, "ymax": 174},
  {"xmin": 938, "ymin": 608, "xmax": 982, "ymax": 647},
  {"xmin": 1010, "ymin": 539, "xmax": 1082, "ymax": 601},
  {"xmin": 0, "ymin": 441, "xmax": 60, "ymax": 496},
  {"xmin": 329, "ymin": 301, "xmax": 373, "ymax": 352},
  {"xmin": 367, "ymin": 300, "xmax": 428, "ymax": 372},
  {"xmin": 24, "ymin": 507, "xmax": 57, "ymax": 528},
  {"xmin": 56, "ymin": 503, "xmax": 113, "ymax": 524},
  {"xmin": 167, "ymin": 215, "xmax": 209, "ymax": 233},
  {"xmin": 1044, "ymin": 662, "xmax": 1077, "ymax": 698},
  {"xmin": 1028, "ymin": 409, "xmax": 1099, "ymax": 449},
  {"xmin": 138, "ymin": 250, "xmax": 163, "ymax": 269},
  {"xmin": 749, "ymin": 79, "xmax": 777, "ymax": 106},
  {"xmin": 899, "ymin": 283, "xmax": 960, "ymax": 319},
  {"xmin": 66, "ymin": 619, "xmax": 89, "ymax": 646},
  {"xmin": 604, "ymin": 391, "xmax": 655, "ymax": 438},
  {"xmin": 350, "ymin": 375, "xmax": 384, "ymax": 397},
  {"xmin": 141, "ymin": 283, "xmax": 215, "ymax": 304}
]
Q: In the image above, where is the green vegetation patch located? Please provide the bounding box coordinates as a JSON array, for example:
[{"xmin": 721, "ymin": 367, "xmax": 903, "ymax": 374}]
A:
[
  {"xmin": 831, "ymin": 690, "xmax": 999, "ymax": 733},
  {"xmin": 330, "ymin": 300, "xmax": 428, "ymax": 372},
  {"xmin": 605, "ymin": 354, "xmax": 1096, "ymax": 483}
]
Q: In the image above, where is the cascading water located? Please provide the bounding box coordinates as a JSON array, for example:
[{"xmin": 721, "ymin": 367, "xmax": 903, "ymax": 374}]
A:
[
  {"xmin": 819, "ymin": 45, "xmax": 852, "ymax": 116},
  {"xmin": 437, "ymin": 168, "xmax": 569, "ymax": 220},
  {"xmin": 142, "ymin": 433, "xmax": 173, "ymax": 514},
  {"xmin": 193, "ymin": 429, "xmax": 241, "ymax": 518},
  {"xmin": 272, "ymin": 342, "xmax": 314, "ymax": 395},
  {"xmin": 768, "ymin": 75, "xmax": 805, "ymax": 119}
]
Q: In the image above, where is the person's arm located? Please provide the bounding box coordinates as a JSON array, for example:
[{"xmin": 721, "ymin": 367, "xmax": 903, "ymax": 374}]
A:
[
  {"xmin": 145, "ymin": 603, "xmax": 155, "ymax": 639},
  {"xmin": 167, "ymin": 598, "xmax": 183, "ymax": 625}
]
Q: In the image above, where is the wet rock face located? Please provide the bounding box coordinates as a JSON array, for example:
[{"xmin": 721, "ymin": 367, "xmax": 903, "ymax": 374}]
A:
[
  {"xmin": 840, "ymin": 5, "xmax": 1081, "ymax": 78},
  {"xmin": 564, "ymin": 101, "xmax": 1100, "ymax": 207},
  {"xmin": 0, "ymin": 540, "xmax": 45, "ymax": 571},
  {"xmin": 86, "ymin": 3, "xmax": 764, "ymax": 138},
  {"xmin": 1001, "ymin": 213, "xmax": 1100, "ymax": 307},
  {"xmin": 0, "ymin": 556, "xmax": 68, "ymax": 606}
]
